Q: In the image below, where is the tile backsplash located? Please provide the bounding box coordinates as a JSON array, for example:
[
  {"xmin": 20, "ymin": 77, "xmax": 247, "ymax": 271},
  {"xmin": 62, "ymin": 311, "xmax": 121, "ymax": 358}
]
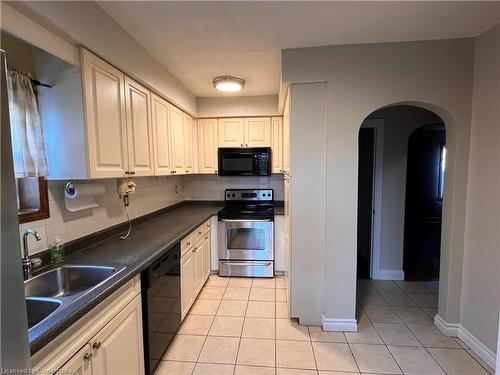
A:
[
  {"xmin": 183, "ymin": 174, "xmax": 284, "ymax": 201},
  {"xmin": 19, "ymin": 176, "xmax": 184, "ymax": 255},
  {"xmin": 19, "ymin": 174, "xmax": 284, "ymax": 256}
]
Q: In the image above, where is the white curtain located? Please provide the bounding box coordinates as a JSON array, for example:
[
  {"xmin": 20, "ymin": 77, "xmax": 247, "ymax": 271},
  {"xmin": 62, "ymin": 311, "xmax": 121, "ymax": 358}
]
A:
[{"xmin": 7, "ymin": 70, "xmax": 48, "ymax": 178}]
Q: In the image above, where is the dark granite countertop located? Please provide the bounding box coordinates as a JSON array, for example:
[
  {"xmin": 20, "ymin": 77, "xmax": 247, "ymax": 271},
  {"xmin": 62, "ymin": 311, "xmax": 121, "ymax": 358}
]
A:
[{"xmin": 28, "ymin": 200, "xmax": 284, "ymax": 355}]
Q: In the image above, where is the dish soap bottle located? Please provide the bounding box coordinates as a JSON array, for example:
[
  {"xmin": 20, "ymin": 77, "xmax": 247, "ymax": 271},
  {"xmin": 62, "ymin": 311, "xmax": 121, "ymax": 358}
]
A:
[{"xmin": 49, "ymin": 236, "xmax": 64, "ymax": 265}]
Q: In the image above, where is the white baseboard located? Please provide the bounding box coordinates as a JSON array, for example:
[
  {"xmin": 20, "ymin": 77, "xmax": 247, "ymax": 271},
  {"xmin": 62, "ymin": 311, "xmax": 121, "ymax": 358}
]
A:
[
  {"xmin": 434, "ymin": 314, "xmax": 460, "ymax": 336},
  {"xmin": 371, "ymin": 269, "xmax": 405, "ymax": 280},
  {"xmin": 322, "ymin": 316, "xmax": 358, "ymax": 332},
  {"xmin": 434, "ymin": 314, "xmax": 496, "ymax": 370}
]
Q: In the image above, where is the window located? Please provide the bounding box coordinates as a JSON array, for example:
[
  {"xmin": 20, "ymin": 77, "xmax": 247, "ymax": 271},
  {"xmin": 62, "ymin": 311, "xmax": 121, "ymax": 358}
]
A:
[
  {"xmin": 438, "ymin": 143, "xmax": 446, "ymax": 200},
  {"xmin": 6, "ymin": 68, "xmax": 50, "ymax": 223},
  {"xmin": 17, "ymin": 177, "xmax": 50, "ymax": 224}
]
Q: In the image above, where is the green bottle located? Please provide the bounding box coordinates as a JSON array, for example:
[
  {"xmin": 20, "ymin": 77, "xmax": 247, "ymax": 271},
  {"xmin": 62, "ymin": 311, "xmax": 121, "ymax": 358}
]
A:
[{"xmin": 50, "ymin": 236, "xmax": 64, "ymax": 265}]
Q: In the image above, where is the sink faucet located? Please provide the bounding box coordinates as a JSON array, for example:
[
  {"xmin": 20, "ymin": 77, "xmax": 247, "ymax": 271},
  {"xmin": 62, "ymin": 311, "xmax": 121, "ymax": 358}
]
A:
[{"xmin": 22, "ymin": 229, "xmax": 41, "ymax": 280}]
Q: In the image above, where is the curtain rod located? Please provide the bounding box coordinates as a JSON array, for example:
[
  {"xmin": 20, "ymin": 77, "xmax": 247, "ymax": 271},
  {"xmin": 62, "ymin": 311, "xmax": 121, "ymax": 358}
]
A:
[{"xmin": 30, "ymin": 79, "xmax": 52, "ymax": 88}]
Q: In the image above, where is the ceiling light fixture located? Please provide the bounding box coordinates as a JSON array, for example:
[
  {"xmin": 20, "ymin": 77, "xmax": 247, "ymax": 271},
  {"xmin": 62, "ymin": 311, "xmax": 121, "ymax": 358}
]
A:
[{"xmin": 213, "ymin": 75, "xmax": 245, "ymax": 93}]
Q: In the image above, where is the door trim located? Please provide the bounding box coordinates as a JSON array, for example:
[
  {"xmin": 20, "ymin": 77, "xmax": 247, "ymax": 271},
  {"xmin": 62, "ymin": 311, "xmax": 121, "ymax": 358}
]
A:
[{"xmin": 360, "ymin": 119, "xmax": 384, "ymax": 280}]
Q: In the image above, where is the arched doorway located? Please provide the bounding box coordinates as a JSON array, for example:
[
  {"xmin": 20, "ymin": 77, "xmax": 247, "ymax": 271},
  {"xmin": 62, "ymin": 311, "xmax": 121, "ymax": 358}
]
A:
[{"xmin": 356, "ymin": 104, "xmax": 445, "ymax": 315}]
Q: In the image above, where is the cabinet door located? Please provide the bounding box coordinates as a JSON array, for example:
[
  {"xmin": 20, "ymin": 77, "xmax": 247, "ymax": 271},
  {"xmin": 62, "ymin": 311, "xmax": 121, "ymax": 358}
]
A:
[
  {"xmin": 183, "ymin": 113, "xmax": 194, "ymax": 174},
  {"xmin": 271, "ymin": 117, "xmax": 283, "ymax": 173},
  {"xmin": 245, "ymin": 117, "xmax": 271, "ymax": 147},
  {"xmin": 181, "ymin": 250, "xmax": 195, "ymax": 319},
  {"xmin": 218, "ymin": 118, "xmax": 244, "ymax": 147},
  {"xmin": 151, "ymin": 93, "xmax": 172, "ymax": 175},
  {"xmin": 283, "ymin": 92, "xmax": 291, "ymax": 174},
  {"xmin": 169, "ymin": 105, "xmax": 186, "ymax": 174},
  {"xmin": 124, "ymin": 77, "xmax": 154, "ymax": 176},
  {"xmin": 193, "ymin": 239, "xmax": 205, "ymax": 294},
  {"xmin": 81, "ymin": 49, "xmax": 128, "ymax": 178},
  {"xmin": 56, "ymin": 344, "xmax": 92, "ymax": 375},
  {"xmin": 203, "ymin": 232, "xmax": 211, "ymax": 280},
  {"xmin": 90, "ymin": 295, "xmax": 144, "ymax": 375},
  {"xmin": 197, "ymin": 119, "xmax": 218, "ymax": 173}
]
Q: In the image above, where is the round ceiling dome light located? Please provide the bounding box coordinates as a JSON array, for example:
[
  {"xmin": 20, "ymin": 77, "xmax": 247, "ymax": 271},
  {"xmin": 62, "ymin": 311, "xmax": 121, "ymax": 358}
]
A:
[{"xmin": 213, "ymin": 75, "xmax": 245, "ymax": 93}]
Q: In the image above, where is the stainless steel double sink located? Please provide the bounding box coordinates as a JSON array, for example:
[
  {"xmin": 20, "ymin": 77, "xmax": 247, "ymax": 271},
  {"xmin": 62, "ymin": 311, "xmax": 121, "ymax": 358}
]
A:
[{"xmin": 25, "ymin": 265, "xmax": 124, "ymax": 331}]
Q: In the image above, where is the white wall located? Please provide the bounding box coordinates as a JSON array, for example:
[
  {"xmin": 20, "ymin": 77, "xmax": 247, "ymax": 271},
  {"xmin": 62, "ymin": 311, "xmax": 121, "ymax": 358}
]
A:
[
  {"xmin": 5, "ymin": 2, "xmax": 197, "ymax": 115},
  {"xmin": 197, "ymin": 95, "xmax": 280, "ymax": 118},
  {"xmin": 289, "ymin": 83, "xmax": 327, "ymax": 325},
  {"xmin": 365, "ymin": 106, "xmax": 441, "ymax": 276},
  {"xmin": 20, "ymin": 176, "xmax": 184, "ymax": 256},
  {"xmin": 183, "ymin": 174, "xmax": 284, "ymax": 201},
  {"xmin": 282, "ymin": 38, "xmax": 475, "ymax": 327},
  {"xmin": 460, "ymin": 23, "xmax": 500, "ymax": 355}
]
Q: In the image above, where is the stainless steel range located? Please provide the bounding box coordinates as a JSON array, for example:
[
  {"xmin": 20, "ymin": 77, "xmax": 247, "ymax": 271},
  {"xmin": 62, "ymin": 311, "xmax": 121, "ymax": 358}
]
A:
[{"xmin": 218, "ymin": 189, "xmax": 274, "ymax": 277}]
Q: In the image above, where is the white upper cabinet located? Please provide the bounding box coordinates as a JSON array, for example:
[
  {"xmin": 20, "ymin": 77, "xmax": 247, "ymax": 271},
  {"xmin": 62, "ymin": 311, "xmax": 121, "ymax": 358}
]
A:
[
  {"xmin": 244, "ymin": 117, "xmax": 271, "ymax": 147},
  {"xmin": 183, "ymin": 113, "xmax": 194, "ymax": 174},
  {"xmin": 81, "ymin": 49, "xmax": 128, "ymax": 178},
  {"xmin": 124, "ymin": 77, "xmax": 154, "ymax": 176},
  {"xmin": 271, "ymin": 117, "xmax": 283, "ymax": 173},
  {"xmin": 169, "ymin": 104, "xmax": 186, "ymax": 174},
  {"xmin": 197, "ymin": 118, "xmax": 218, "ymax": 174},
  {"xmin": 218, "ymin": 118, "xmax": 245, "ymax": 147},
  {"xmin": 151, "ymin": 93, "xmax": 172, "ymax": 175}
]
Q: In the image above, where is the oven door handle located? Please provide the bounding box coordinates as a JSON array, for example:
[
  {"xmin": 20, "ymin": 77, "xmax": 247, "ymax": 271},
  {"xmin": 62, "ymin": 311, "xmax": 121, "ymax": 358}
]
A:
[
  {"xmin": 220, "ymin": 261, "xmax": 273, "ymax": 266},
  {"xmin": 220, "ymin": 219, "xmax": 272, "ymax": 223}
]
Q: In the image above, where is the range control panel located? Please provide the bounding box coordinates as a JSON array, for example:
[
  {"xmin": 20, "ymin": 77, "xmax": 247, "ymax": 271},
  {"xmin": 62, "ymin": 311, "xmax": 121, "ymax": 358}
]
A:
[{"xmin": 224, "ymin": 189, "xmax": 273, "ymax": 201}]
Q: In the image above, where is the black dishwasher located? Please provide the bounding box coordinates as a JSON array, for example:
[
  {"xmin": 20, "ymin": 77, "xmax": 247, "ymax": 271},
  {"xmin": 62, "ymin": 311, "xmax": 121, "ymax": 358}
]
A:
[{"xmin": 141, "ymin": 244, "xmax": 181, "ymax": 375}]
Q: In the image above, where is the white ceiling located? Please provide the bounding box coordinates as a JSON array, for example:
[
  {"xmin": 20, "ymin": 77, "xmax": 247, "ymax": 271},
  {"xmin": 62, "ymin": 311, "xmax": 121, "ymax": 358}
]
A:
[{"xmin": 97, "ymin": 1, "xmax": 500, "ymax": 97}]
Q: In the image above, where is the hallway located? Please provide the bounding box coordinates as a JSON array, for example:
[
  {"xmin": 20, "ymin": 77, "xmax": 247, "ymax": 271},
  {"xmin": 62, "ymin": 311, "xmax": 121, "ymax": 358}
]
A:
[
  {"xmin": 356, "ymin": 279, "xmax": 493, "ymax": 374},
  {"xmin": 155, "ymin": 276, "xmax": 493, "ymax": 374}
]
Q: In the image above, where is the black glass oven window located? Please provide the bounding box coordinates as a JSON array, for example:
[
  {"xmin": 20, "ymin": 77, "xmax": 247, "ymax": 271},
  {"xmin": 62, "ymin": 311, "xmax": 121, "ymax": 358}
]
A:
[
  {"xmin": 223, "ymin": 157, "xmax": 253, "ymax": 172},
  {"xmin": 227, "ymin": 228, "xmax": 266, "ymax": 250}
]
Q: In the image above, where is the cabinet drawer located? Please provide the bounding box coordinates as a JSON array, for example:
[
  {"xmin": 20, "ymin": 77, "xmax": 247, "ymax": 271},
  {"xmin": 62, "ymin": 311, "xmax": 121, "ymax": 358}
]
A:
[
  {"xmin": 181, "ymin": 220, "xmax": 211, "ymax": 257},
  {"xmin": 181, "ymin": 233, "xmax": 195, "ymax": 257},
  {"xmin": 203, "ymin": 219, "xmax": 211, "ymax": 234}
]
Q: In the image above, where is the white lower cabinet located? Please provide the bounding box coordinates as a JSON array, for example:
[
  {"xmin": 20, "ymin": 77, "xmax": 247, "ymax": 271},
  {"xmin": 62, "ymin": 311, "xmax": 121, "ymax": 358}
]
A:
[
  {"xmin": 56, "ymin": 294, "xmax": 144, "ymax": 375},
  {"xmin": 180, "ymin": 249, "xmax": 196, "ymax": 318},
  {"xmin": 33, "ymin": 277, "xmax": 143, "ymax": 375},
  {"xmin": 180, "ymin": 219, "xmax": 211, "ymax": 319},
  {"xmin": 56, "ymin": 345, "xmax": 92, "ymax": 375},
  {"xmin": 193, "ymin": 239, "xmax": 205, "ymax": 295},
  {"xmin": 90, "ymin": 295, "xmax": 144, "ymax": 375}
]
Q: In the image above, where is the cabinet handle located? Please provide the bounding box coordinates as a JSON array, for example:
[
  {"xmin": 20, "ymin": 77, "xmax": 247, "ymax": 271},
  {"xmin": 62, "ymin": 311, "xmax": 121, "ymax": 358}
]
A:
[
  {"xmin": 198, "ymin": 230, "xmax": 203, "ymax": 235},
  {"xmin": 240, "ymin": 144, "xmax": 243, "ymax": 147},
  {"xmin": 131, "ymin": 171, "xmax": 135, "ymax": 175},
  {"xmin": 83, "ymin": 352, "xmax": 93, "ymax": 361},
  {"xmin": 186, "ymin": 241, "xmax": 191, "ymax": 246},
  {"xmin": 93, "ymin": 341, "xmax": 102, "ymax": 350},
  {"xmin": 246, "ymin": 144, "xmax": 248, "ymax": 147}
]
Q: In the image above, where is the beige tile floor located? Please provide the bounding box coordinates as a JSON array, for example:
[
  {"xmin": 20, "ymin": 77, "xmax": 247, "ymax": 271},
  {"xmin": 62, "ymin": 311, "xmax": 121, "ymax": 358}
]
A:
[{"xmin": 156, "ymin": 276, "xmax": 493, "ymax": 375}]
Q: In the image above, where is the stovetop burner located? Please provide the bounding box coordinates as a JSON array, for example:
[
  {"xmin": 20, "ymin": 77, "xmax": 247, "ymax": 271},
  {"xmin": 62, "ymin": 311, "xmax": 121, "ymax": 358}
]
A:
[{"xmin": 218, "ymin": 189, "xmax": 275, "ymax": 221}]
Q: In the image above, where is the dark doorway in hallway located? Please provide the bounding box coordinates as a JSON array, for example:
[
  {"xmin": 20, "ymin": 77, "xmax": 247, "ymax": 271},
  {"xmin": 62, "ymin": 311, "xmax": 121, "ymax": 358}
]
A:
[
  {"xmin": 403, "ymin": 123, "xmax": 446, "ymax": 281},
  {"xmin": 357, "ymin": 127, "xmax": 375, "ymax": 279}
]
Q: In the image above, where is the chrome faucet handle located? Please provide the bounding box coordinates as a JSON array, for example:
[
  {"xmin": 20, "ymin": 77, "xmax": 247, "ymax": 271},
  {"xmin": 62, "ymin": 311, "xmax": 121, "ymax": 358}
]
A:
[{"xmin": 22, "ymin": 229, "xmax": 41, "ymax": 280}]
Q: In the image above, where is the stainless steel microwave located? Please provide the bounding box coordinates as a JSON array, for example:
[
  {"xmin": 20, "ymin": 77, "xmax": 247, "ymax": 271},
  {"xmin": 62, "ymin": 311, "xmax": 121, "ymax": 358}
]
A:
[{"xmin": 218, "ymin": 147, "xmax": 272, "ymax": 176}]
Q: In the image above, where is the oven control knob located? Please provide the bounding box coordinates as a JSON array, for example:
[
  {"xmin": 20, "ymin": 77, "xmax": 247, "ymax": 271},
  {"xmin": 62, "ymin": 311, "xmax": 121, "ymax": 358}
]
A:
[
  {"xmin": 232, "ymin": 194, "xmax": 236, "ymax": 197},
  {"xmin": 226, "ymin": 194, "xmax": 230, "ymax": 198}
]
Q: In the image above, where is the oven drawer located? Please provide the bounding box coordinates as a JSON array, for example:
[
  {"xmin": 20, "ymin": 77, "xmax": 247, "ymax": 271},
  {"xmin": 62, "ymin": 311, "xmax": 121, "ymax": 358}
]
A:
[{"xmin": 219, "ymin": 260, "xmax": 274, "ymax": 277}]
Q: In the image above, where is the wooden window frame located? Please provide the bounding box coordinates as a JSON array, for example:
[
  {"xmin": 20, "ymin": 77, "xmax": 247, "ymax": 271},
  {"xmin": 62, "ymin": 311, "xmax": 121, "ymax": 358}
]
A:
[{"xmin": 18, "ymin": 177, "xmax": 50, "ymax": 224}]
